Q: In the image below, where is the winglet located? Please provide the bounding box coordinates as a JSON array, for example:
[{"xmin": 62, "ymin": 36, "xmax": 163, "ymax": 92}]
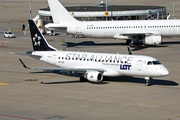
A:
[
  {"xmin": 127, "ymin": 47, "xmax": 132, "ymax": 55},
  {"xmin": 19, "ymin": 59, "xmax": 31, "ymax": 69}
]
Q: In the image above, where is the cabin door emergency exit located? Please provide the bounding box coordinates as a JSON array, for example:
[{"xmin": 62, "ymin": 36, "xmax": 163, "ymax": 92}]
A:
[{"xmin": 137, "ymin": 60, "xmax": 142, "ymax": 71}]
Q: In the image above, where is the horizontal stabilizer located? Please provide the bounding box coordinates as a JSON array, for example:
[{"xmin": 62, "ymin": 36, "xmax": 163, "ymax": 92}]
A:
[
  {"xmin": 9, "ymin": 52, "xmax": 42, "ymax": 59},
  {"xmin": 45, "ymin": 23, "xmax": 67, "ymax": 29}
]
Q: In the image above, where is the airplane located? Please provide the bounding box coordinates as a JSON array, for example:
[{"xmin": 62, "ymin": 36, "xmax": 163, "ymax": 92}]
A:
[
  {"xmin": 45, "ymin": 0, "xmax": 180, "ymax": 47},
  {"xmin": 11, "ymin": 20, "xmax": 169, "ymax": 86}
]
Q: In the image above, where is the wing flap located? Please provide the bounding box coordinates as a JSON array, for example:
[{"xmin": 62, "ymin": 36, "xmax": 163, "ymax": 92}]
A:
[{"xmin": 113, "ymin": 31, "xmax": 160, "ymax": 39}]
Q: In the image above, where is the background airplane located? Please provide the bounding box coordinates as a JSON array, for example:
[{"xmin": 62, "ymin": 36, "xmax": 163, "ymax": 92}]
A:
[
  {"xmin": 11, "ymin": 20, "xmax": 169, "ymax": 86},
  {"xmin": 45, "ymin": 0, "xmax": 180, "ymax": 47}
]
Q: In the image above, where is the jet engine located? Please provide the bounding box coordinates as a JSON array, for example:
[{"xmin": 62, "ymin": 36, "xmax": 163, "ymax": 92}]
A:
[
  {"xmin": 84, "ymin": 71, "xmax": 103, "ymax": 82},
  {"xmin": 140, "ymin": 35, "xmax": 162, "ymax": 45}
]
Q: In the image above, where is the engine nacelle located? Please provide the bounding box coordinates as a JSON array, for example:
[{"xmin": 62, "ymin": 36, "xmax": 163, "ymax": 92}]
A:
[
  {"xmin": 84, "ymin": 71, "xmax": 103, "ymax": 82},
  {"xmin": 140, "ymin": 35, "xmax": 162, "ymax": 45}
]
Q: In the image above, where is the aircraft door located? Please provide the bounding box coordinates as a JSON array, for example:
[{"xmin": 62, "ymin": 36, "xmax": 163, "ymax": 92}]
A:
[
  {"xmin": 137, "ymin": 60, "xmax": 142, "ymax": 71},
  {"xmin": 52, "ymin": 55, "xmax": 57, "ymax": 65},
  {"xmin": 76, "ymin": 23, "xmax": 82, "ymax": 34}
]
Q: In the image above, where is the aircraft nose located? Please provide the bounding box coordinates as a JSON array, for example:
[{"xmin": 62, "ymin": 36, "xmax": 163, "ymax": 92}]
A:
[{"xmin": 160, "ymin": 66, "xmax": 169, "ymax": 76}]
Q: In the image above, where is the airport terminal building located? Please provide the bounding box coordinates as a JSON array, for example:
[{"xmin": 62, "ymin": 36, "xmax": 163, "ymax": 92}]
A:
[{"xmin": 38, "ymin": 2, "xmax": 169, "ymax": 24}]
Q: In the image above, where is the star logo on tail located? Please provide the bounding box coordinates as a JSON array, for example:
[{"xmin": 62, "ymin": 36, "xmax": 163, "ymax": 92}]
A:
[{"xmin": 33, "ymin": 33, "xmax": 41, "ymax": 46}]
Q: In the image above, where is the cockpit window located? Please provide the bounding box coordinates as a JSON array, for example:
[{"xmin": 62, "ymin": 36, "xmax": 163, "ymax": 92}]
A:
[
  {"xmin": 147, "ymin": 61, "xmax": 161, "ymax": 65},
  {"xmin": 147, "ymin": 61, "xmax": 152, "ymax": 65},
  {"xmin": 152, "ymin": 61, "xmax": 161, "ymax": 65}
]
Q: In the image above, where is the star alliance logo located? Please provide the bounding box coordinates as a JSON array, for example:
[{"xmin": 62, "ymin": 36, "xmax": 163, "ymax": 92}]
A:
[{"xmin": 33, "ymin": 33, "xmax": 41, "ymax": 46}]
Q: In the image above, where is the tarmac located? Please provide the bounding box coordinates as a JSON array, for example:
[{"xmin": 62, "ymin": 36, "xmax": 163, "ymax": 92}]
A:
[{"xmin": 0, "ymin": 0, "xmax": 180, "ymax": 120}]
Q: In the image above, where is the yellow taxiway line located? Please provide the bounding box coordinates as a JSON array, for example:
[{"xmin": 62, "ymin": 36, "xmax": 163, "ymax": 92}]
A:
[{"xmin": 0, "ymin": 83, "xmax": 11, "ymax": 85}]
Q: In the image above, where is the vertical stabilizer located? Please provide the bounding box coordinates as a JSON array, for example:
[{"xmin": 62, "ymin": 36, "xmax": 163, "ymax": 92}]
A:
[
  {"xmin": 28, "ymin": 20, "xmax": 58, "ymax": 51},
  {"xmin": 47, "ymin": 0, "xmax": 77, "ymax": 23}
]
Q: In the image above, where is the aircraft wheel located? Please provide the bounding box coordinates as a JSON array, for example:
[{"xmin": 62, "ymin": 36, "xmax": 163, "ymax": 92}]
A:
[
  {"xmin": 126, "ymin": 40, "xmax": 131, "ymax": 45},
  {"xmin": 129, "ymin": 43, "xmax": 135, "ymax": 48},
  {"xmin": 80, "ymin": 77, "xmax": 87, "ymax": 82},
  {"xmin": 145, "ymin": 79, "xmax": 151, "ymax": 86}
]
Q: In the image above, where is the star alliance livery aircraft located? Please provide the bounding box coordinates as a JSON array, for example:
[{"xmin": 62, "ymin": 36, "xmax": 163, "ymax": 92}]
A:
[
  {"xmin": 13, "ymin": 20, "xmax": 169, "ymax": 86},
  {"xmin": 45, "ymin": 0, "xmax": 180, "ymax": 47}
]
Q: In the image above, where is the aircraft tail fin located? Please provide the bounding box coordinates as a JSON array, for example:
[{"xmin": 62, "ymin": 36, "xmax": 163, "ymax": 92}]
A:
[
  {"xmin": 47, "ymin": 0, "xmax": 77, "ymax": 23},
  {"xmin": 28, "ymin": 20, "xmax": 58, "ymax": 51}
]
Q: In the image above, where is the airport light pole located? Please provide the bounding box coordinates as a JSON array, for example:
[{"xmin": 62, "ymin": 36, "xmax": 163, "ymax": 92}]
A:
[
  {"xmin": 30, "ymin": 0, "xmax": 32, "ymax": 19},
  {"xmin": 173, "ymin": 0, "xmax": 175, "ymax": 19},
  {"xmin": 106, "ymin": 0, "xmax": 108, "ymax": 21},
  {"xmin": 106, "ymin": 0, "xmax": 107, "ymax": 11}
]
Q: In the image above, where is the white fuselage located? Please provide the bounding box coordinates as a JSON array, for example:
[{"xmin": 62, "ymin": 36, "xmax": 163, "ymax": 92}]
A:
[
  {"xmin": 32, "ymin": 50, "xmax": 169, "ymax": 77},
  {"xmin": 63, "ymin": 20, "xmax": 180, "ymax": 38}
]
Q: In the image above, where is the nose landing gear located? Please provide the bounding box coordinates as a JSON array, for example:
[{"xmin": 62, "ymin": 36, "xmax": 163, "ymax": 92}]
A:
[{"xmin": 145, "ymin": 77, "xmax": 153, "ymax": 86}]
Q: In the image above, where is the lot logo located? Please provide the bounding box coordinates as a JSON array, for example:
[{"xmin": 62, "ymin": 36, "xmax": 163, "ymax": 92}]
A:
[{"xmin": 120, "ymin": 64, "xmax": 131, "ymax": 70}]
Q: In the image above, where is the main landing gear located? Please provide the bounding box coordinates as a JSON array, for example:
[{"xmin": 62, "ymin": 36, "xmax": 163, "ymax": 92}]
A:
[
  {"xmin": 126, "ymin": 40, "xmax": 143, "ymax": 48},
  {"xmin": 126, "ymin": 40, "xmax": 137, "ymax": 48},
  {"xmin": 145, "ymin": 77, "xmax": 153, "ymax": 86},
  {"xmin": 80, "ymin": 76, "xmax": 87, "ymax": 82}
]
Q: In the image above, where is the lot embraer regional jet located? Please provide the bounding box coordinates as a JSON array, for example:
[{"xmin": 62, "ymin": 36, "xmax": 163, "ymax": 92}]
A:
[
  {"xmin": 12, "ymin": 20, "xmax": 169, "ymax": 86},
  {"xmin": 45, "ymin": 0, "xmax": 180, "ymax": 47}
]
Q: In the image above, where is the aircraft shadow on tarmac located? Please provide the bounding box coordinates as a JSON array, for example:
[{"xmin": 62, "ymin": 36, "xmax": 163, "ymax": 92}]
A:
[
  {"xmin": 162, "ymin": 41, "xmax": 180, "ymax": 45},
  {"xmin": 106, "ymin": 76, "xmax": 179, "ymax": 86},
  {"xmin": 131, "ymin": 45, "xmax": 168, "ymax": 51},
  {"xmin": 65, "ymin": 40, "xmax": 180, "ymax": 51},
  {"xmin": 129, "ymin": 40, "xmax": 180, "ymax": 51},
  {"xmin": 65, "ymin": 41, "xmax": 170, "ymax": 52},
  {"xmin": 31, "ymin": 71, "xmax": 178, "ymax": 86},
  {"xmin": 65, "ymin": 41, "xmax": 126, "ymax": 47}
]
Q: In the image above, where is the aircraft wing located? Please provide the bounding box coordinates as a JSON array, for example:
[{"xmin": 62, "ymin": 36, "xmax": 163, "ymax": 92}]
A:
[
  {"xmin": 113, "ymin": 31, "xmax": 161, "ymax": 39},
  {"xmin": 19, "ymin": 59, "xmax": 105, "ymax": 74}
]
